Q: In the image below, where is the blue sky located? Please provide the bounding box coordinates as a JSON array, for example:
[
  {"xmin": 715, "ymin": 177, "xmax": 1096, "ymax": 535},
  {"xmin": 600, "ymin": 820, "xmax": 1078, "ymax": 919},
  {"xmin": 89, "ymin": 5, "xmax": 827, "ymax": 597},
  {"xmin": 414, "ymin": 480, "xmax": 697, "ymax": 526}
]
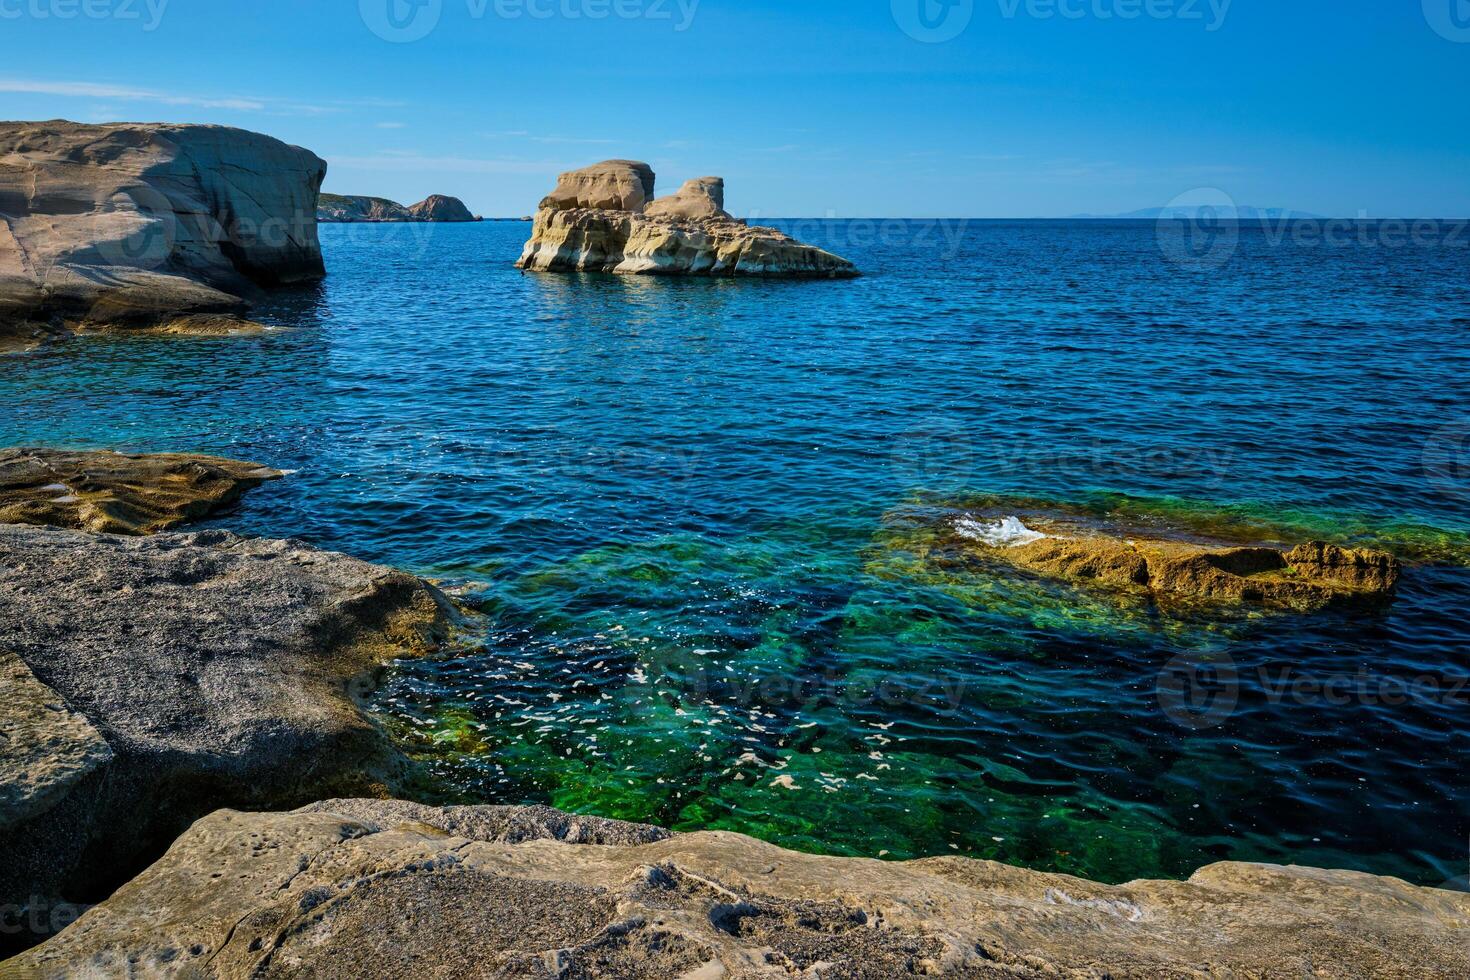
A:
[{"xmin": 1, "ymin": 0, "xmax": 1467, "ymax": 217}]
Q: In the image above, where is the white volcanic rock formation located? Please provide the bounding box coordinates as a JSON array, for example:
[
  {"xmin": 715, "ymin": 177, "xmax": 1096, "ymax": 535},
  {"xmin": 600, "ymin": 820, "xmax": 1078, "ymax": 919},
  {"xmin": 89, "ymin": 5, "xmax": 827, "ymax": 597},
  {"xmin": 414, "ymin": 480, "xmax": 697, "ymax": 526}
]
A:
[
  {"xmin": 538, "ymin": 159, "xmax": 657, "ymax": 213},
  {"xmin": 644, "ymin": 176, "xmax": 731, "ymax": 220},
  {"xmin": 0, "ymin": 121, "xmax": 326, "ymax": 343},
  {"xmin": 517, "ymin": 160, "xmax": 858, "ymax": 278}
]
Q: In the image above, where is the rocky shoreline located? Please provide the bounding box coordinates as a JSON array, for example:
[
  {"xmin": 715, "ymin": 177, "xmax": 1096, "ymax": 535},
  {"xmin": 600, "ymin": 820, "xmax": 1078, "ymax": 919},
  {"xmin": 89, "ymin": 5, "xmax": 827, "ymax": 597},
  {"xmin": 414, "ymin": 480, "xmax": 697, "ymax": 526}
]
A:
[
  {"xmin": 3, "ymin": 125, "xmax": 1466, "ymax": 976},
  {"xmin": 0, "ymin": 449, "xmax": 1466, "ymax": 975}
]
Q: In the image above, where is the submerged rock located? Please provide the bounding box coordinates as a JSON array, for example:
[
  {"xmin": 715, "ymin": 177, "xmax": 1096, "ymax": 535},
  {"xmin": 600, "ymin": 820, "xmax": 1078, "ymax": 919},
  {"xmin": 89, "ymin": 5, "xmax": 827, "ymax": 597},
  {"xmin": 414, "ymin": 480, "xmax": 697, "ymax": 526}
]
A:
[
  {"xmin": 318, "ymin": 192, "xmax": 480, "ymax": 222},
  {"xmin": 0, "ymin": 121, "xmax": 326, "ymax": 340},
  {"xmin": 949, "ymin": 508, "xmax": 1400, "ymax": 612},
  {"xmin": 517, "ymin": 159, "xmax": 858, "ymax": 278},
  {"xmin": 0, "ymin": 448, "xmax": 283, "ymax": 535},
  {"xmin": 0, "ymin": 525, "xmax": 457, "ymax": 945},
  {"xmin": 12, "ymin": 798, "xmax": 1467, "ymax": 978}
]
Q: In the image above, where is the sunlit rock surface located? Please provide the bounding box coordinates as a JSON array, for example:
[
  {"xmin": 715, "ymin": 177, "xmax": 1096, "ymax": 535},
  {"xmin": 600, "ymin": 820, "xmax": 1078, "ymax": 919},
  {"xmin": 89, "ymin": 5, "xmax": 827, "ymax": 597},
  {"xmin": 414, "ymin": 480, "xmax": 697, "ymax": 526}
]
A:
[
  {"xmin": 12, "ymin": 798, "xmax": 1468, "ymax": 978},
  {"xmin": 0, "ymin": 121, "xmax": 326, "ymax": 341}
]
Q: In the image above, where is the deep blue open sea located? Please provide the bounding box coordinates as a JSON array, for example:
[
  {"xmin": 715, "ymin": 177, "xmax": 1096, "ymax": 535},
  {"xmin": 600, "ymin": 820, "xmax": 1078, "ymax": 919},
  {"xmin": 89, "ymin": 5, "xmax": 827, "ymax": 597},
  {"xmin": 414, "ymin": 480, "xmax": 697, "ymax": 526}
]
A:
[{"xmin": 4, "ymin": 219, "xmax": 1468, "ymax": 887}]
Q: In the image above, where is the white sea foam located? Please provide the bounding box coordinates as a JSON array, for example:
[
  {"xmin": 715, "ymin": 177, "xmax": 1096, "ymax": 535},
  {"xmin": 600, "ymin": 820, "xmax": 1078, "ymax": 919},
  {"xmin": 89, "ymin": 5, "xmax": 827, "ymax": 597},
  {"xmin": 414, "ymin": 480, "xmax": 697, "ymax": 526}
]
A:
[{"xmin": 955, "ymin": 515, "xmax": 1045, "ymax": 548}]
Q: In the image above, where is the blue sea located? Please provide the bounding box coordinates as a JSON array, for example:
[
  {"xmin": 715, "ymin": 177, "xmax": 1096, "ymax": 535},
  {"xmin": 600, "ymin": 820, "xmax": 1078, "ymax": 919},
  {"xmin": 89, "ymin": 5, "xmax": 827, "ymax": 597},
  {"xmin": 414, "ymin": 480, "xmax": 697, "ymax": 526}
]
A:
[{"xmin": 5, "ymin": 219, "xmax": 1468, "ymax": 887}]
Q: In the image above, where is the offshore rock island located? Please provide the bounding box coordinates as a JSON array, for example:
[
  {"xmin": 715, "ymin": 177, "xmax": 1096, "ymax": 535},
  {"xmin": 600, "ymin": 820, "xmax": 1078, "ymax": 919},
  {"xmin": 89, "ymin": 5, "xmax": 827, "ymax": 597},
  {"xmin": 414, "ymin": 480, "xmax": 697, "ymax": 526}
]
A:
[
  {"xmin": 516, "ymin": 160, "xmax": 859, "ymax": 278},
  {"xmin": 317, "ymin": 192, "xmax": 480, "ymax": 223}
]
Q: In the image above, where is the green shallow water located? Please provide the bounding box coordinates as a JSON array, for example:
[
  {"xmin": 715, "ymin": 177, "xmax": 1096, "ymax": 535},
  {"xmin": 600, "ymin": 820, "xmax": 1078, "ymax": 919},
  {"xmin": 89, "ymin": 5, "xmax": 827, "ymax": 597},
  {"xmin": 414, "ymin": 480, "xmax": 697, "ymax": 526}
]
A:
[{"xmin": 377, "ymin": 491, "xmax": 1469, "ymax": 884}]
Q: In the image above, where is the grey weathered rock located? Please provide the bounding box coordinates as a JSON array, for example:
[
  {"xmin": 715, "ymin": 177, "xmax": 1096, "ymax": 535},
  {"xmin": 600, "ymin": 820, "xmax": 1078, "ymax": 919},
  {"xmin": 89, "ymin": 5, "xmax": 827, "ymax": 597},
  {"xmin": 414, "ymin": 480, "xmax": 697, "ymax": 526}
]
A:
[
  {"xmin": 0, "ymin": 525, "xmax": 456, "ymax": 944},
  {"xmin": 11, "ymin": 799, "xmax": 1468, "ymax": 978},
  {"xmin": 0, "ymin": 448, "xmax": 282, "ymax": 535},
  {"xmin": 518, "ymin": 160, "xmax": 858, "ymax": 278},
  {"xmin": 0, "ymin": 120, "xmax": 325, "ymax": 341}
]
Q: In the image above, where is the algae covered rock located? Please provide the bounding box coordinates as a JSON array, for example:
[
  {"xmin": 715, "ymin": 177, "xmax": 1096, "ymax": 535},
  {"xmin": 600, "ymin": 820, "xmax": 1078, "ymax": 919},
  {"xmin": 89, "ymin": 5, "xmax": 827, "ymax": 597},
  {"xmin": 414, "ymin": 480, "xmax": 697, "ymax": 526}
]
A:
[
  {"xmin": 11, "ymin": 798, "xmax": 1468, "ymax": 978},
  {"xmin": 944, "ymin": 503, "xmax": 1402, "ymax": 612},
  {"xmin": 0, "ymin": 448, "xmax": 282, "ymax": 535}
]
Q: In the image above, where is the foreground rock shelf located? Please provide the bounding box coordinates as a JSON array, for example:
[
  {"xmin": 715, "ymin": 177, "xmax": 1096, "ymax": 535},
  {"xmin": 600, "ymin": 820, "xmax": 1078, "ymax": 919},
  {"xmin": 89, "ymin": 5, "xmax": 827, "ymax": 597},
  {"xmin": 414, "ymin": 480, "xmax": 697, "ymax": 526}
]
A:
[
  {"xmin": 0, "ymin": 448, "xmax": 283, "ymax": 535},
  {"xmin": 0, "ymin": 120, "xmax": 326, "ymax": 348},
  {"xmin": 516, "ymin": 160, "xmax": 859, "ymax": 278},
  {"xmin": 0, "ymin": 524, "xmax": 456, "ymax": 944},
  {"xmin": 10, "ymin": 798, "xmax": 1468, "ymax": 978}
]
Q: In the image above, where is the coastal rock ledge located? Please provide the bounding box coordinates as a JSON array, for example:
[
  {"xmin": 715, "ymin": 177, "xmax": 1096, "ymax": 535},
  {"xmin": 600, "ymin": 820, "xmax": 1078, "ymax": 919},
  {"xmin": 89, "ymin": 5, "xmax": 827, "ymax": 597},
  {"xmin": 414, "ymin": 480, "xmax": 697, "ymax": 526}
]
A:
[
  {"xmin": 0, "ymin": 447, "xmax": 283, "ymax": 535},
  {"xmin": 516, "ymin": 160, "xmax": 859, "ymax": 278},
  {"xmin": 11, "ymin": 798, "xmax": 1468, "ymax": 978}
]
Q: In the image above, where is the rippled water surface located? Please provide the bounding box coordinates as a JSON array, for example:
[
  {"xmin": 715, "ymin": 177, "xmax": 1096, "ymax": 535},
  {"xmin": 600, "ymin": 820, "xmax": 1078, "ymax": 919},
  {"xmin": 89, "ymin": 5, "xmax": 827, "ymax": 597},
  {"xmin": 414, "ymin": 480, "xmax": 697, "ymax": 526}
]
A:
[{"xmin": 5, "ymin": 220, "xmax": 1468, "ymax": 886}]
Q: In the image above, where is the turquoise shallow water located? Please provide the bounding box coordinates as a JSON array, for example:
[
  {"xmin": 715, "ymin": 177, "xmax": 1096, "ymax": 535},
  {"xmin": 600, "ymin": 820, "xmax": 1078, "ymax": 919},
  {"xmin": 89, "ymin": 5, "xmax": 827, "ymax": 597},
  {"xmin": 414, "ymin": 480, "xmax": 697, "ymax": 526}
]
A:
[{"xmin": 4, "ymin": 220, "xmax": 1468, "ymax": 886}]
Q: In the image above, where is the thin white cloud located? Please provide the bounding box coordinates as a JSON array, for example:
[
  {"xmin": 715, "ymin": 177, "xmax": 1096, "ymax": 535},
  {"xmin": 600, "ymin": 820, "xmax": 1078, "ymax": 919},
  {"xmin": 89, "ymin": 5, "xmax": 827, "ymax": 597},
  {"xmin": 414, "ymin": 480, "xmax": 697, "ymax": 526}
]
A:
[
  {"xmin": 0, "ymin": 79, "xmax": 266, "ymax": 112},
  {"xmin": 485, "ymin": 130, "xmax": 617, "ymax": 145},
  {"xmin": 0, "ymin": 78, "xmax": 403, "ymax": 117},
  {"xmin": 375, "ymin": 122, "xmax": 407, "ymax": 129},
  {"xmin": 528, "ymin": 136, "xmax": 616, "ymax": 145},
  {"xmin": 328, "ymin": 152, "xmax": 557, "ymax": 175}
]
